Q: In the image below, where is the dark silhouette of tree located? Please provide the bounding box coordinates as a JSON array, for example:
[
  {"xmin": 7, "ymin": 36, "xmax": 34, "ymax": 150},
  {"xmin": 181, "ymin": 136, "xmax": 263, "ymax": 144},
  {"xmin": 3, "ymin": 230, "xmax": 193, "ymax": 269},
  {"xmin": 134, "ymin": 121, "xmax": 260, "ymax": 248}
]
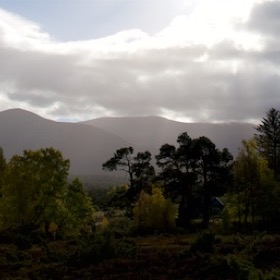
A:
[
  {"xmin": 156, "ymin": 133, "xmax": 196, "ymax": 228},
  {"xmin": 192, "ymin": 137, "xmax": 233, "ymax": 228},
  {"xmin": 156, "ymin": 133, "xmax": 233, "ymax": 229},
  {"xmin": 132, "ymin": 151, "xmax": 155, "ymax": 194},
  {"xmin": 255, "ymin": 108, "xmax": 280, "ymax": 179},
  {"xmin": 103, "ymin": 147, "xmax": 135, "ymax": 188},
  {"xmin": 156, "ymin": 143, "xmax": 182, "ymax": 196},
  {"xmin": 103, "ymin": 147, "xmax": 155, "ymax": 203}
]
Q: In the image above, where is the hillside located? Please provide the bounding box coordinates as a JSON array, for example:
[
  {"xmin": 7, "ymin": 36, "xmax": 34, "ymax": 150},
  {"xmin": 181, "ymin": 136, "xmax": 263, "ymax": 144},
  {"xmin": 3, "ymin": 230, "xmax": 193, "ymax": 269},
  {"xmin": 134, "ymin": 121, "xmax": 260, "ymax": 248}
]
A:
[
  {"xmin": 0, "ymin": 109, "xmax": 130, "ymax": 175},
  {"xmin": 81, "ymin": 116, "xmax": 255, "ymax": 157},
  {"xmin": 0, "ymin": 109, "xmax": 256, "ymax": 176}
]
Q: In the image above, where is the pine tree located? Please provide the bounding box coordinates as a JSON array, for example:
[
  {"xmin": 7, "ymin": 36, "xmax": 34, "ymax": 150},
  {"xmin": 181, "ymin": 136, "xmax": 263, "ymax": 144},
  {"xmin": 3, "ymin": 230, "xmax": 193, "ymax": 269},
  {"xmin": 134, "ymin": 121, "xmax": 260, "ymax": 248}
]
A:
[{"xmin": 255, "ymin": 108, "xmax": 280, "ymax": 179}]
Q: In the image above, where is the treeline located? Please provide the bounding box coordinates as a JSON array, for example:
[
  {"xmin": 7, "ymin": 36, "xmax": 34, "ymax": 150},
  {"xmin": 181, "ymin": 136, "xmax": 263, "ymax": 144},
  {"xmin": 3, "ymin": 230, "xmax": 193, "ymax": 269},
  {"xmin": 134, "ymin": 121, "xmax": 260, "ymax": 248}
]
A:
[{"xmin": 103, "ymin": 107, "xmax": 280, "ymax": 231}]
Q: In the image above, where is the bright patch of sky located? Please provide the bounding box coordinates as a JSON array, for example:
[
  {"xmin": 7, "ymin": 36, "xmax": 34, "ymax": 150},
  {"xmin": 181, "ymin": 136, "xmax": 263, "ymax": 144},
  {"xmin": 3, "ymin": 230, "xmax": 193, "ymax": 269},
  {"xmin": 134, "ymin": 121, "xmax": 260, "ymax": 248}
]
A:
[{"xmin": 0, "ymin": 0, "xmax": 278, "ymax": 123}]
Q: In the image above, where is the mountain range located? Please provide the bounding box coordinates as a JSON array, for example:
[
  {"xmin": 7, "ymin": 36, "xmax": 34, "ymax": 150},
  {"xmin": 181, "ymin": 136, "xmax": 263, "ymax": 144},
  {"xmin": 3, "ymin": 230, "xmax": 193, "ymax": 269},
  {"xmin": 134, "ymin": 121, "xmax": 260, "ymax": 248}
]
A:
[{"xmin": 0, "ymin": 109, "xmax": 255, "ymax": 175}]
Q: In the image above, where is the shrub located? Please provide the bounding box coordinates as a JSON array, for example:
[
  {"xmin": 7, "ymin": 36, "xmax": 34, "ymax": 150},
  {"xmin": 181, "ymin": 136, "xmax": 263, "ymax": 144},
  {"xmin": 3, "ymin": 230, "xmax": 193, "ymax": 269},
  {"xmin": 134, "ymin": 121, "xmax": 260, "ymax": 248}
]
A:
[
  {"xmin": 15, "ymin": 234, "xmax": 32, "ymax": 250},
  {"xmin": 66, "ymin": 231, "xmax": 137, "ymax": 266},
  {"xmin": 233, "ymin": 232, "xmax": 267, "ymax": 255},
  {"xmin": 221, "ymin": 207, "xmax": 232, "ymax": 232},
  {"xmin": 189, "ymin": 230, "xmax": 217, "ymax": 254},
  {"xmin": 107, "ymin": 216, "xmax": 134, "ymax": 237}
]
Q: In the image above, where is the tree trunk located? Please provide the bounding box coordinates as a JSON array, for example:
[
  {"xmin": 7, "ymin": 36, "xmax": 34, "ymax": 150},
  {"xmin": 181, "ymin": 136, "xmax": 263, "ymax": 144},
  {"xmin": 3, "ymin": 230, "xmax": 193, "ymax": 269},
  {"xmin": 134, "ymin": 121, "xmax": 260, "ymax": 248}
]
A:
[
  {"xmin": 202, "ymin": 191, "xmax": 211, "ymax": 229},
  {"xmin": 177, "ymin": 194, "xmax": 189, "ymax": 228},
  {"xmin": 177, "ymin": 185, "xmax": 193, "ymax": 229}
]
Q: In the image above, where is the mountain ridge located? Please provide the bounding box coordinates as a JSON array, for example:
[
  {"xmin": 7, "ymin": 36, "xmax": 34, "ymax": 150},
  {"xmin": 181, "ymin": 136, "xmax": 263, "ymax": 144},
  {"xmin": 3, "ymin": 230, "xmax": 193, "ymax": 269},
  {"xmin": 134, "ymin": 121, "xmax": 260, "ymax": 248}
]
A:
[
  {"xmin": 81, "ymin": 116, "xmax": 255, "ymax": 156},
  {"xmin": 0, "ymin": 109, "xmax": 256, "ymax": 175},
  {"xmin": 0, "ymin": 109, "xmax": 130, "ymax": 175}
]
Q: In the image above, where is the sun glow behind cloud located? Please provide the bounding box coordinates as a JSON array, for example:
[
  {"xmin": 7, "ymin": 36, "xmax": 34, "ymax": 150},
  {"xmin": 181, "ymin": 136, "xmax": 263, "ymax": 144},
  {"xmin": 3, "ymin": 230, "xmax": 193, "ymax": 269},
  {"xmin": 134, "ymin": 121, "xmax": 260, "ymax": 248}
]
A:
[
  {"xmin": 0, "ymin": 0, "xmax": 263, "ymax": 53},
  {"xmin": 158, "ymin": 0, "xmax": 263, "ymax": 50},
  {"xmin": 0, "ymin": 0, "xmax": 277, "ymax": 123}
]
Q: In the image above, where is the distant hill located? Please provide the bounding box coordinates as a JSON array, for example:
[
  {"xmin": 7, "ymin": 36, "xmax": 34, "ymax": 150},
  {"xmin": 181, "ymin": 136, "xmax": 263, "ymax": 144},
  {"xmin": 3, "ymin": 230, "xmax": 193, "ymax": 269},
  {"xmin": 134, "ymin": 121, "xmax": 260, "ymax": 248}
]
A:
[
  {"xmin": 81, "ymin": 116, "xmax": 256, "ymax": 157},
  {"xmin": 0, "ymin": 109, "xmax": 130, "ymax": 175},
  {"xmin": 0, "ymin": 109, "xmax": 256, "ymax": 177}
]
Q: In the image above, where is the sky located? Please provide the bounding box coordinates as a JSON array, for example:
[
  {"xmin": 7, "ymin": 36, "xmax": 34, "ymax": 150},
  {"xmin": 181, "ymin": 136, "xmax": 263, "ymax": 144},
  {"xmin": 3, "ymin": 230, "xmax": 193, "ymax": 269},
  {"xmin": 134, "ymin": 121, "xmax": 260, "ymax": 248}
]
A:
[{"xmin": 0, "ymin": 0, "xmax": 279, "ymax": 123}]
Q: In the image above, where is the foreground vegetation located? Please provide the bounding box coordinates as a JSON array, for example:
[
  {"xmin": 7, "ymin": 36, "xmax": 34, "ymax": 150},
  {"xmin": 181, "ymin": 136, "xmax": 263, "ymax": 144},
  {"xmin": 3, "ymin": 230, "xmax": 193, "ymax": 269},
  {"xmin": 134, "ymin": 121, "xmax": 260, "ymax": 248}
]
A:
[
  {"xmin": 1, "ymin": 223, "xmax": 280, "ymax": 279},
  {"xmin": 1, "ymin": 108, "xmax": 280, "ymax": 279}
]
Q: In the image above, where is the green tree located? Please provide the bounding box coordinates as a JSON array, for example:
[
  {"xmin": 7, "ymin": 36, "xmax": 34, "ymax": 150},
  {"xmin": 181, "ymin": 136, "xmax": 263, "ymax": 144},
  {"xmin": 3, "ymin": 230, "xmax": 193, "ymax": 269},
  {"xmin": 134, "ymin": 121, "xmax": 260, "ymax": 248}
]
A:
[
  {"xmin": 0, "ymin": 148, "xmax": 70, "ymax": 231},
  {"xmin": 232, "ymin": 139, "xmax": 279, "ymax": 226},
  {"xmin": 0, "ymin": 147, "xmax": 96, "ymax": 238},
  {"xmin": 255, "ymin": 108, "xmax": 280, "ymax": 179},
  {"xmin": 106, "ymin": 184, "xmax": 129, "ymax": 209},
  {"xmin": 63, "ymin": 178, "xmax": 95, "ymax": 236}
]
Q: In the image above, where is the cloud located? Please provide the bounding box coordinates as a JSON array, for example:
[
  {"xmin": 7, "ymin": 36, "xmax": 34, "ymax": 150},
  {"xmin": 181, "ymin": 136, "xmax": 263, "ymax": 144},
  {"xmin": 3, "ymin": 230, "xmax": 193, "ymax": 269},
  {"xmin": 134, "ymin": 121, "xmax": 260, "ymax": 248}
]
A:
[
  {"xmin": 0, "ymin": 9, "xmax": 51, "ymax": 50},
  {"xmin": 0, "ymin": 1, "xmax": 279, "ymax": 123},
  {"xmin": 247, "ymin": 0, "xmax": 280, "ymax": 37}
]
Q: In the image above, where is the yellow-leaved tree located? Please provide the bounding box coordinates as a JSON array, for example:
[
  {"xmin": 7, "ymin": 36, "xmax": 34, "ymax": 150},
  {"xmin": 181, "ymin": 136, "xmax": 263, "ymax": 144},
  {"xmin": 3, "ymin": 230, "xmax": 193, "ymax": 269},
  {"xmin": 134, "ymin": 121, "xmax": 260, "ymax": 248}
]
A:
[{"xmin": 133, "ymin": 186, "xmax": 178, "ymax": 232}]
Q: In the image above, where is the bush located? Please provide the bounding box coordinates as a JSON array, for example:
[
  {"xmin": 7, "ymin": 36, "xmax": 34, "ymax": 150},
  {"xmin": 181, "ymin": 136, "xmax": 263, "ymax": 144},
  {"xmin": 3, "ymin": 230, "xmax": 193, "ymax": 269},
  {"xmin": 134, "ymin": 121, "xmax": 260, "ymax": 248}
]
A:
[
  {"xmin": 107, "ymin": 216, "xmax": 134, "ymax": 237},
  {"xmin": 15, "ymin": 234, "xmax": 32, "ymax": 250},
  {"xmin": 66, "ymin": 231, "xmax": 137, "ymax": 266},
  {"xmin": 233, "ymin": 232, "xmax": 267, "ymax": 255},
  {"xmin": 189, "ymin": 230, "xmax": 217, "ymax": 254},
  {"xmin": 221, "ymin": 208, "xmax": 232, "ymax": 232}
]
